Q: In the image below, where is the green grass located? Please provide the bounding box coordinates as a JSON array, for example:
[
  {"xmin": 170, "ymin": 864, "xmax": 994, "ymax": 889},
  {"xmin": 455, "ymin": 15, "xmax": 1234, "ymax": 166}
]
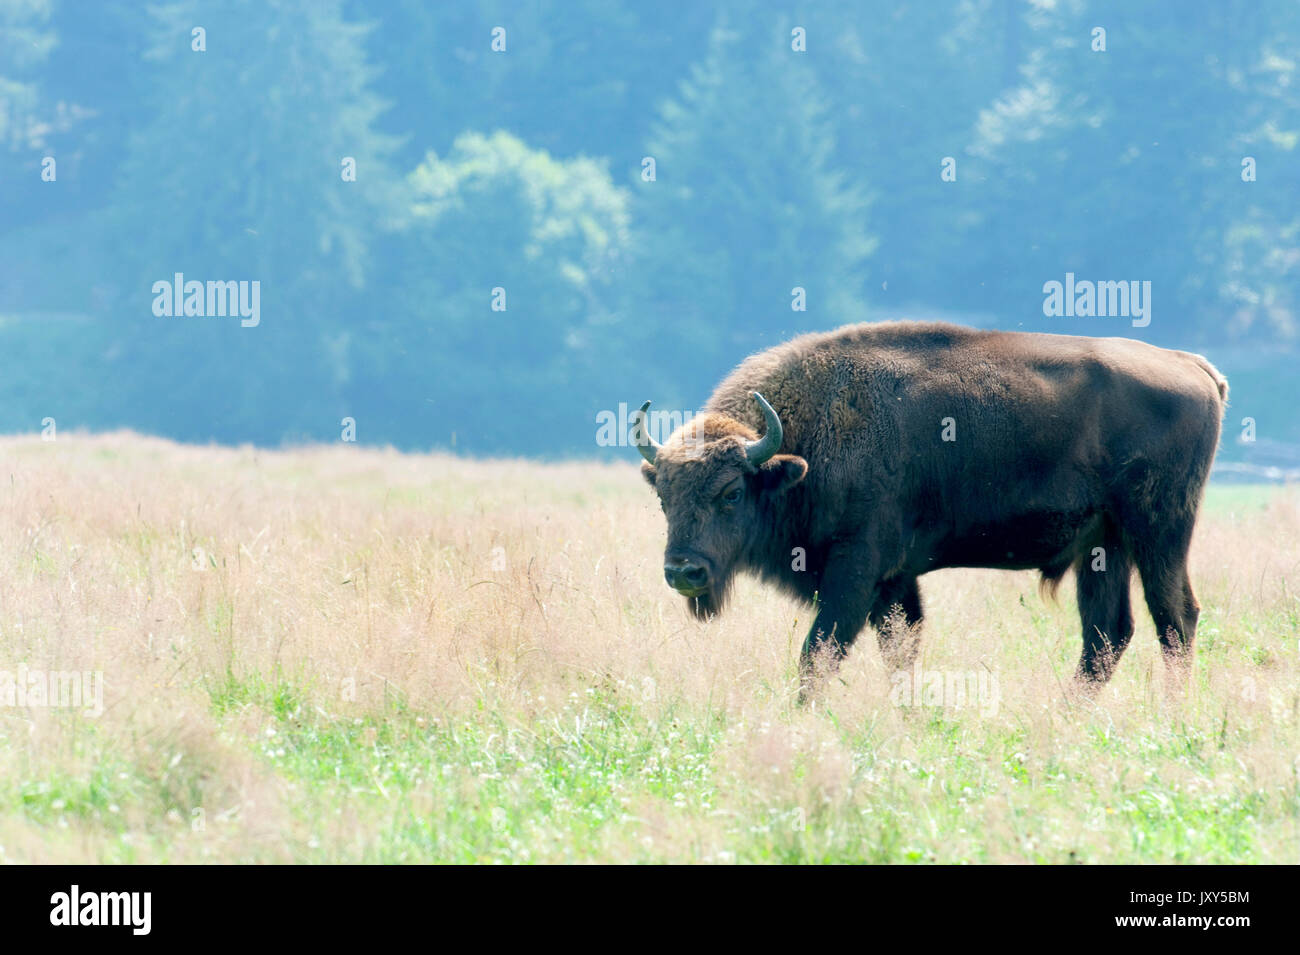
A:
[
  {"xmin": 0, "ymin": 437, "xmax": 1295, "ymax": 863},
  {"xmin": 2, "ymin": 653, "xmax": 1294, "ymax": 864},
  {"xmin": 1202, "ymin": 483, "xmax": 1287, "ymax": 515},
  {"xmin": 171, "ymin": 672, "xmax": 1288, "ymax": 863}
]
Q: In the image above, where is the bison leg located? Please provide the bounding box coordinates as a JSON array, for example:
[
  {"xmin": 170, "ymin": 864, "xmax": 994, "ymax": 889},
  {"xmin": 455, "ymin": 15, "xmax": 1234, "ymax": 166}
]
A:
[
  {"xmin": 869, "ymin": 576, "xmax": 923, "ymax": 673},
  {"xmin": 1129, "ymin": 521, "xmax": 1199, "ymax": 686},
  {"xmin": 798, "ymin": 543, "xmax": 877, "ymax": 688},
  {"xmin": 1073, "ymin": 538, "xmax": 1135, "ymax": 685},
  {"xmin": 1140, "ymin": 564, "xmax": 1199, "ymax": 685}
]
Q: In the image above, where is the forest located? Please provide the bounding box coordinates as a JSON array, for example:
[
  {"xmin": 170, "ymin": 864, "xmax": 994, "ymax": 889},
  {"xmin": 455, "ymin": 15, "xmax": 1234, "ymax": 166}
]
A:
[{"xmin": 2, "ymin": 0, "xmax": 1296, "ymax": 468}]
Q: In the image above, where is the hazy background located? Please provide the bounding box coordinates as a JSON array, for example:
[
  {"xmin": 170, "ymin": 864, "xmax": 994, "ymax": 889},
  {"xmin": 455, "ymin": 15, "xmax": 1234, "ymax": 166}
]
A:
[{"xmin": 2, "ymin": 0, "xmax": 1297, "ymax": 470}]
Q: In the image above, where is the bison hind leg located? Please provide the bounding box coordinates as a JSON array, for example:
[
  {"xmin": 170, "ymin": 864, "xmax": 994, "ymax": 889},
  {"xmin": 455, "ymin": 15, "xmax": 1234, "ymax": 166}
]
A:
[
  {"xmin": 1114, "ymin": 456, "xmax": 1210, "ymax": 689},
  {"xmin": 869, "ymin": 576, "xmax": 923, "ymax": 673},
  {"xmin": 1132, "ymin": 537, "xmax": 1200, "ymax": 689}
]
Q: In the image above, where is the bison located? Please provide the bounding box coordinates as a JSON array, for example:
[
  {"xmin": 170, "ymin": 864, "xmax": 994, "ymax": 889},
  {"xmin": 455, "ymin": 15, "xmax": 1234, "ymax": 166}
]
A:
[{"xmin": 632, "ymin": 321, "xmax": 1228, "ymax": 691}]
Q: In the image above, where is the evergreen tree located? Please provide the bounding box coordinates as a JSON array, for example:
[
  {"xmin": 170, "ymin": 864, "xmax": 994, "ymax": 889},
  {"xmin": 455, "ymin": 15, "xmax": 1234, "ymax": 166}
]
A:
[
  {"xmin": 0, "ymin": 0, "xmax": 54, "ymax": 153},
  {"xmin": 802, "ymin": 0, "xmax": 1015, "ymax": 314},
  {"xmin": 971, "ymin": 0, "xmax": 1300, "ymax": 343},
  {"xmin": 361, "ymin": 0, "xmax": 715, "ymax": 167},
  {"xmin": 631, "ymin": 17, "xmax": 874, "ymax": 403},
  {"xmin": 102, "ymin": 0, "xmax": 401, "ymax": 442}
]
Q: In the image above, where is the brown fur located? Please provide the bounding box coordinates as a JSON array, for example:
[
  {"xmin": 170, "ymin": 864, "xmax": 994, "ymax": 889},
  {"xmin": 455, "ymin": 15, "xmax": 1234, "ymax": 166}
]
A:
[{"xmin": 639, "ymin": 321, "xmax": 1228, "ymax": 689}]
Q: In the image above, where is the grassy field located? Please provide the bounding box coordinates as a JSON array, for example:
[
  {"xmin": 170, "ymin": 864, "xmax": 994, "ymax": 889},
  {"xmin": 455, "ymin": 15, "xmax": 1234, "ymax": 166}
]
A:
[{"xmin": 0, "ymin": 433, "xmax": 1297, "ymax": 863}]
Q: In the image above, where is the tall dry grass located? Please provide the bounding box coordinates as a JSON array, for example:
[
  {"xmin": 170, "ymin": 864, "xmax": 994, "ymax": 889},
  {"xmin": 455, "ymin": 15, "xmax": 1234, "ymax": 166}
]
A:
[{"xmin": 0, "ymin": 432, "xmax": 1296, "ymax": 862}]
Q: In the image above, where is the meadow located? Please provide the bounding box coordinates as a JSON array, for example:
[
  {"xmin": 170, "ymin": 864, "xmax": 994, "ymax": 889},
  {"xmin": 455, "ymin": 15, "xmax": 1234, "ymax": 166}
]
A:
[{"xmin": 0, "ymin": 434, "xmax": 1296, "ymax": 863}]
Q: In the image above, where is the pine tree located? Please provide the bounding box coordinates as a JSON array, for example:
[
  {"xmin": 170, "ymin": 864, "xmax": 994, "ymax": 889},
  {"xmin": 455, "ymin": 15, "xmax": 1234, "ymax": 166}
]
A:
[
  {"xmin": 802, "ymin": 0, "xmax": 1013, "ymax": 312},
  {"xmin": 104, "ymin": 0, "xmax": 400, "ymax": 442},
  {"xmin": 0, "ymin": 0, "xmax": 55, "ymax": 153},
  {"xmin": 972, "ymin": 0, "xmax": 1300, "ymax": 343},
  {"xmin": 631, "ymin": 17, "xmax": 874, "ymax": 400}
]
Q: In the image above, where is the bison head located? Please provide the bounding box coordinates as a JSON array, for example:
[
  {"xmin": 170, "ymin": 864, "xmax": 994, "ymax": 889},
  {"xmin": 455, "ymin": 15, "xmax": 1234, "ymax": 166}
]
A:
[{"xmin": 634, "ymin": 391, "xmax": 807, "ymax": 620}]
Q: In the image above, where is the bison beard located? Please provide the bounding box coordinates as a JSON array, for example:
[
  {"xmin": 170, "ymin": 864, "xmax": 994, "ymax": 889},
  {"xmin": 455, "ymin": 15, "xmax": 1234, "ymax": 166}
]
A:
[
  {"xmin": 633, "ymin": 321, "xmax": 1228, "ymax": 697},
  {"xmin": 685, "ymin": 580, "xmax": 730, "ymax": 621}
]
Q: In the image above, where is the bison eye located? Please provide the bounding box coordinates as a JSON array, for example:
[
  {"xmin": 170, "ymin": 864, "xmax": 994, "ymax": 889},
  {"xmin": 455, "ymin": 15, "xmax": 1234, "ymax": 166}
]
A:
[{"xmin": 721, "ymin": 486, "xmax": 742, "ymax": 505}]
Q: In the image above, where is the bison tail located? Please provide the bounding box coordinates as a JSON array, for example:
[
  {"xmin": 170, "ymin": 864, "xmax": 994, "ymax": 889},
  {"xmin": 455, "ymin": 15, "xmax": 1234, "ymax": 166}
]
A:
[
  {"xmin": 1038, "ymin": 558, "xmax": 1074, "ymax": 603},
  {"xmin": 1193, "ymin": 353, "xmax": 1229, "ymax": 406}
]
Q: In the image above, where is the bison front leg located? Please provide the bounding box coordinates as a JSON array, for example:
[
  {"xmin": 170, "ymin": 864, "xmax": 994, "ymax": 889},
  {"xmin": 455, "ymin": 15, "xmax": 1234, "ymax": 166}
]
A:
[{"xmin": 799, "ymin": 543, "xmax": 878, "ymax": 694}]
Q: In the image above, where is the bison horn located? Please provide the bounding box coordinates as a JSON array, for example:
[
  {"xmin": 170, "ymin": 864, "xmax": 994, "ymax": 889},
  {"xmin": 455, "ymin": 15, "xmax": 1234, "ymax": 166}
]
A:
[
  {"xmin": 633, "ymin": 400, "xmax": 660, "ymax": 465},
  {"xmin": 745, "ymin": 391, "xmax": 784, "ymax": 465}
]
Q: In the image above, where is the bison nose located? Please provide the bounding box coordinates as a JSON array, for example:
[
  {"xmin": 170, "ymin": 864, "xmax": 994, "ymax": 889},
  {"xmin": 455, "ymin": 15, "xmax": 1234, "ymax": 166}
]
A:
[{"xmin": 664, "ymin": 560, "xmax": 709, "ymax": 593}]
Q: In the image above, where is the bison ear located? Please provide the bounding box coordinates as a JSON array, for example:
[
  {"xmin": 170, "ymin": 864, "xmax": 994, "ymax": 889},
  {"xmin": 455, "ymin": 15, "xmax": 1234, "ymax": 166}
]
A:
[
  {"xmin": 758, "ymin": 454, "xmax": 807, "ymax": 493},
  {"xmin": 641, "ymin": 461, "xmax": 657, "ymax": 487}
]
